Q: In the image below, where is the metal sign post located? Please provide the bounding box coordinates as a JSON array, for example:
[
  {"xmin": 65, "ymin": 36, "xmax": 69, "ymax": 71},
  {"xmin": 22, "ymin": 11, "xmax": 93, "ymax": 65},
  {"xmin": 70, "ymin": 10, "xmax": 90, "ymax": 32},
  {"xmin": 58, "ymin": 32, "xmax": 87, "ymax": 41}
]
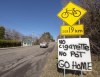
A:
[
  {"xmin": 78, "ymin": 20, "xmax": 83, "ymax": 77},
  {"xmin": 64, "ymin": 67, "xmax": 65, "ymax": 77},
  {"xmin": 81, "ymin": 70, "xmax": 83, "ymax": 77},
  {"xmin": 78, "ymin": 20, "xmax": 81, "ymax": 38},
  {"xmin": 63, "ymin": 21, "xmax": 66, "ymax": 77}
]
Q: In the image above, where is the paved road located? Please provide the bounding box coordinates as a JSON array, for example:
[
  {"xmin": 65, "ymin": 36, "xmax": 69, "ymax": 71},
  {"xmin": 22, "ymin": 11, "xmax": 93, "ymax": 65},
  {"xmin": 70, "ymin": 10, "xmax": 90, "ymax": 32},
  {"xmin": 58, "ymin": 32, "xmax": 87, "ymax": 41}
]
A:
[{"xmin": 0, "ymin": 42, "xmax": 56, "ymax": 77}]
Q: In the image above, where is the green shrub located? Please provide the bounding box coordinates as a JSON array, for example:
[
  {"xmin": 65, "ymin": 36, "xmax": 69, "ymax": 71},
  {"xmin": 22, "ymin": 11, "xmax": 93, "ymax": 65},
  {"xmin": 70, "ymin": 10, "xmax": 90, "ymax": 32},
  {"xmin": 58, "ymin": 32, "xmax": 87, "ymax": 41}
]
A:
[{"xmin": 0, "ymin": 40, "xmax": 21, "ymax": 48}]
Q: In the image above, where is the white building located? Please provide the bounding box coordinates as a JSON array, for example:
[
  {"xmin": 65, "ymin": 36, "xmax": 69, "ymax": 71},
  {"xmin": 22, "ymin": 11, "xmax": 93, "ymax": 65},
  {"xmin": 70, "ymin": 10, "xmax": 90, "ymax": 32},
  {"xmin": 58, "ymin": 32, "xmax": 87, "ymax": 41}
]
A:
[{"xmin": 22, "ymin": 37, "xmax": 33, "ymax": 46}]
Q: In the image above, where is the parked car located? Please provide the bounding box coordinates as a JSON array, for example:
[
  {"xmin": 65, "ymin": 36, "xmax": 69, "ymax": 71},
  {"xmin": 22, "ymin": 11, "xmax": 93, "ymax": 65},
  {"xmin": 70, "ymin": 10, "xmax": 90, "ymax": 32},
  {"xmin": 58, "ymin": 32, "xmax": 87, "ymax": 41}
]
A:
[{"xmin": 40, "ymin": 42, "xmax": 48, "ymax": 48}]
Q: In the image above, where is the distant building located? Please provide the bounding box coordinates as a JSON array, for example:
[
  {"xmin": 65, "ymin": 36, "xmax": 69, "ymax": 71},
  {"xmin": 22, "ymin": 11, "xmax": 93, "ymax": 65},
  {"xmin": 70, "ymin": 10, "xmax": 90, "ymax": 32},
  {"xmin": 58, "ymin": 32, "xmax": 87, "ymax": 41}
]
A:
[{"xmin": 22, "ymin": 37, "xmax": 33, "ymax": 46}]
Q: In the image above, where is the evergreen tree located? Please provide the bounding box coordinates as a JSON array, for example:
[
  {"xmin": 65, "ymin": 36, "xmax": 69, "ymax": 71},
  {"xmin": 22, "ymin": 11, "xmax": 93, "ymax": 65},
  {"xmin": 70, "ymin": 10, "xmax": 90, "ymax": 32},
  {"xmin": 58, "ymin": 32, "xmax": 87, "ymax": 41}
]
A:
[{"xmin": 0, "ymin": 26, "xmax": 5, "ymax": 39}]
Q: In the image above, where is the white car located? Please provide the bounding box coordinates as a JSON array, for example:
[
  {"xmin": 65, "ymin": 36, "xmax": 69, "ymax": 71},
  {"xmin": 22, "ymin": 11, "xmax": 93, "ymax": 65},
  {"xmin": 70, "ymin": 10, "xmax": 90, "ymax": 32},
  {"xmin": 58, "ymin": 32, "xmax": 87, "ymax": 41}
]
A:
[{"xmin": 40, "ymin": 42, "xmax": 48, "ymax": 48}]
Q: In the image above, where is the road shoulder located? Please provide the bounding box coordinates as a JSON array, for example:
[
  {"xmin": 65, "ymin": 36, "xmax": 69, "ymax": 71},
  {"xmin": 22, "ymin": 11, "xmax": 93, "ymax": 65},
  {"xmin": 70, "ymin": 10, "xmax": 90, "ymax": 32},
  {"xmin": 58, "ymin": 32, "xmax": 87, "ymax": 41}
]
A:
[{"xmin": 40, "ymin": 45, "xmax": 63, "ymax": 77}]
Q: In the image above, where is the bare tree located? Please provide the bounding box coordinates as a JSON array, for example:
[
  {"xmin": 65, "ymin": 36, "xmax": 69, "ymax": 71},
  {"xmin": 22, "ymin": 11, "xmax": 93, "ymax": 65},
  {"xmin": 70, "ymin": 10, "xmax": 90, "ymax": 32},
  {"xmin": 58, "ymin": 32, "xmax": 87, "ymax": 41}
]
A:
[
  {"xmin": 5, "ymin": 28, "xmax": 23, "ymax": 41},
  {"xmin": 5, "ymin": 28, "xmax": 12, "ymax": 40},
  {"xmin": 79, "ymin": 0, "xmax": 100, "ymax": 60}
]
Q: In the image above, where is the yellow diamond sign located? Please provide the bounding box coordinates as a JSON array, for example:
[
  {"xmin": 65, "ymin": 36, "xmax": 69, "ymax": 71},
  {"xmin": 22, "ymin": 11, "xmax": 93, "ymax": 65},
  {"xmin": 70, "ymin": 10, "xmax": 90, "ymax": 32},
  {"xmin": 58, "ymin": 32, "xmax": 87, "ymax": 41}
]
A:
[
  {"xmin": 57, "ymin": 1, "xmax": 87, "ymax": 25},
  {"xmin": 60, "ymin": 24, "xmax": 84, "ymax": 36}
]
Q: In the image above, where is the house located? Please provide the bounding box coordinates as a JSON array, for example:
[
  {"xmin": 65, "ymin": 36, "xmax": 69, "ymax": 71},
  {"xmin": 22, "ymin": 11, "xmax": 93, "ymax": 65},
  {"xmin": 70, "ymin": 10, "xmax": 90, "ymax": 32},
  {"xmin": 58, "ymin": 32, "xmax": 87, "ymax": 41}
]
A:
[{"xmin": 22, "ymin": 37, "xmax": 33, "ymax": 46}]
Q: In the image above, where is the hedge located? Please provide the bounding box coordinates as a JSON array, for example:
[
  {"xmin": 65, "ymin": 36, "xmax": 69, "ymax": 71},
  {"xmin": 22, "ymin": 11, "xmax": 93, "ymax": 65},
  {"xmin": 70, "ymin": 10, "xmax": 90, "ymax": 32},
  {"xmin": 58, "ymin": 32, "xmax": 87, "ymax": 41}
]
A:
[{"xmin": 0, "ymin": 40, "xmax": 21, "ymax": 48}]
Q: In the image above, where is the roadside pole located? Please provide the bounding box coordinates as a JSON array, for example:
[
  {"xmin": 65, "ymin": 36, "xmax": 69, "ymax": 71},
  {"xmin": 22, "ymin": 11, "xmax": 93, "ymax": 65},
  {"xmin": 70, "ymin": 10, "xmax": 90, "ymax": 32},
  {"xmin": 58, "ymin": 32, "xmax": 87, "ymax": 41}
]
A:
[
  {"xmin": 63, "ymin": 21, "xmax": 66, "ymax": 77},
  {"xmin": 78, "ymin": 20, "xmax": 81, "ymax": 38},
  {"xmin": 78, "ymin": 20, "xmax": 83, "ymax": 77},
  {"xmin": 81, "ymin": 70, "xmax": 83, "ymax": 77},
  {"xmin": 64, "ymin": 67, "xmax": 65, "ymax": 77}
]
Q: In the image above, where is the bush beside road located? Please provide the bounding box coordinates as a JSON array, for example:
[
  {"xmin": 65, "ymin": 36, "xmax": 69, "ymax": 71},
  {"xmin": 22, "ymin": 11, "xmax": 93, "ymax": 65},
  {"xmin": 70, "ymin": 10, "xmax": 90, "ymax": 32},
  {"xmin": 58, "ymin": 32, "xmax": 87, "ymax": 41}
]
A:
[
  {"xmin": 0, "ymin": 40, "xmax": 21, "ymax": 48},
  {"xmin": 40, "ymin": 45, "xmax": 100, "ymax": 77}
]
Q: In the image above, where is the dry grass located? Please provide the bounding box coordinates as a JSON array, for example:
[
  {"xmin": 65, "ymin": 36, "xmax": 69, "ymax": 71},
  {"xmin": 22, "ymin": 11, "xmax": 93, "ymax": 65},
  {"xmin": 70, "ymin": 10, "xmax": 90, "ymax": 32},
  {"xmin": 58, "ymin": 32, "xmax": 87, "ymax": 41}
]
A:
[{"xmin": 40, "ymin": 45, "xmax": 100, "ymax": 77}]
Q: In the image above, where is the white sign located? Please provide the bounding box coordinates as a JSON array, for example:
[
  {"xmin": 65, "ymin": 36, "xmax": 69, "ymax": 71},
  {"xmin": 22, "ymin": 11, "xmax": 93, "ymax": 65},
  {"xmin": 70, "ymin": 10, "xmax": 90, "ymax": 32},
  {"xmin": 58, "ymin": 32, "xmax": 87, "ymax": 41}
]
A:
[{"xmin": 58, "ymin": 38, "xmax": 92, "ymax": 71}]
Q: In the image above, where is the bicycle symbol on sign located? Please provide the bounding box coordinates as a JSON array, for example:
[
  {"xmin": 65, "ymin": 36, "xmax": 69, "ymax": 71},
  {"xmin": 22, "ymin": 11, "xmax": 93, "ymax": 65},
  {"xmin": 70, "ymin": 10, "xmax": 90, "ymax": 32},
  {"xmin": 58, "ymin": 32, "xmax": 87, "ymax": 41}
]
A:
[{"xmin": 61, "ymin": 8, "xmax": 81, "ymax": 18}]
